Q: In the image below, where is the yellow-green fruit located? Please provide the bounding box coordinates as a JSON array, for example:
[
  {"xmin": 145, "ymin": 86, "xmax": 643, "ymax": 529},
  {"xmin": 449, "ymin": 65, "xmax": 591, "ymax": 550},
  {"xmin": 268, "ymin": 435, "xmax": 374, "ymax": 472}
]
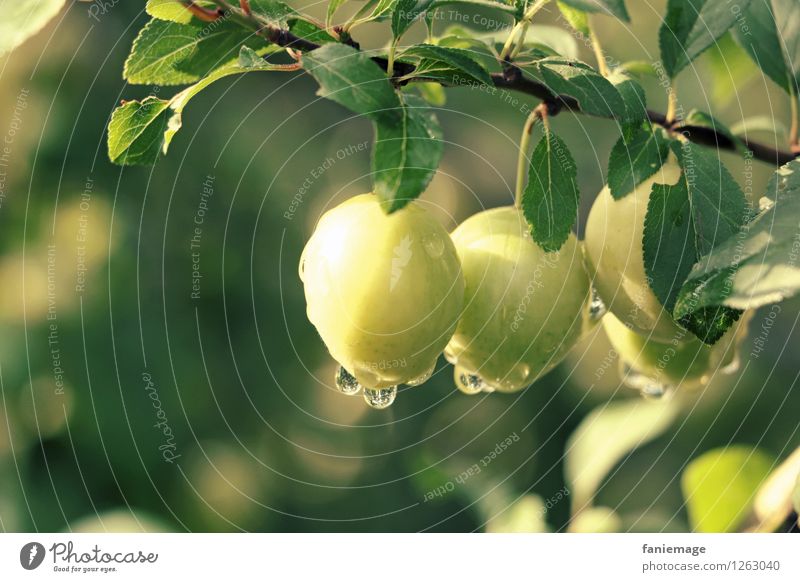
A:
[
  {"xmin": 300, "ymin": 194, "xmax": 465, "ymax": 389},
  {"xmin": 445, "ymin": 207, "xmax": 591, "ymax": 393},
  {"xmin": 584, "ymin": 158, "xmax": 683, "ymax": 341},
  {"xmin": 602, "ymin": 311, "xmax": 748, "ymax": 391}
]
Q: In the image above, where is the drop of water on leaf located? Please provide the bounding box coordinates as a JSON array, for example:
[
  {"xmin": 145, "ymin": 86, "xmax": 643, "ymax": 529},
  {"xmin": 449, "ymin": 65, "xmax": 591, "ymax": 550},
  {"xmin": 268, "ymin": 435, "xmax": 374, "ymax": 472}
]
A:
[
  {"xmin": 335, "ymin": 366, "xmax": 362, "ymax": 395},
  {"xmin": 589, "ymin": 287, "xmax": 607, "ymax": 322},
  {"xmin": 406, "ymin": 363, "xmax": 435, "ymax": 387},
  {"xmin": 423, "ymin": 233, "xmax": 444, "ymax": 258},
  {"xmin": 363, "ymin": 386, "xmax": 397, "ymax": 409},
  {"xmin": 454, "ymin": 366, "xmax": 484, "ymax": 395}
]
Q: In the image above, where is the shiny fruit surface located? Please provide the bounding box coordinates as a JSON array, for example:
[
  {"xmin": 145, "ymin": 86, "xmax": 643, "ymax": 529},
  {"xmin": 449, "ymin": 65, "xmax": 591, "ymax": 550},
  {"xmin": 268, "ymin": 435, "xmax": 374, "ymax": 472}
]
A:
[
  {"xmin": 445, "ymin": 207, "xmax": 591, "ymax": 393},
  {"xmin": 300, "ymin": 194, "xmax": 464, "ymax": 389},
  {"xmin": 584, "ymin": 158, "xmax": 684, "ymax": 341}
]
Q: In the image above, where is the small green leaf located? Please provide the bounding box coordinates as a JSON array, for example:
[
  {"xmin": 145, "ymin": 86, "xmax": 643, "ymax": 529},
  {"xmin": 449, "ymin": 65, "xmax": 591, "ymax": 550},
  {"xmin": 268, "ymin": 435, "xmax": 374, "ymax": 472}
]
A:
[
  {"xmin": 682, "ymin": 109, "xmax": 747, "ymax": 153},
  {"xmin": 682, "ymin": 446, "xmax": 775, "ymax": 533},
  {"xmin": 659, "ymin": 0, "xmax": 754, "ymax": 79},
  {"xmin": 536, "ymin": 57, "xmax": 625, "ymax": 119},
  {"xmin": 302, "ymin": 44, "xmax": 401, "ymax": 124},
  {"xmin": 372, "ymin": 97, "xmax": 443, "ymax": 212},
  {"xmin": 146, "ymin": 0, "xmax": 215, "ymax": 24},
  {"xmin": 569, "ymin": 507, "xmax": 622, "ymax": 533},
  {"xmin": 399, "ymin": 44, "xmax": 492, "ymax": 86},
  {"xmin": 565, "ymin": 398, "xmax": 681, "ymax": 513},
  {"xmin": 123, "ymin": 18, "xmax": 263, "ymax": 85},
  {"xmin": 289, "ymin": 19, "xmax": 338, "ymax": 44},
  {"xmin": 0, "ymin": 0, "xmax": 66, "ymax": 56},
  {"xmin": 734, "ymin": 0, "xmax": 800, "ymax": 93},
  {"xmin": 675, "ymin": 159, "xmax": 800, "ymax": 315},
  {"xmin": 620, "ymin": 60, "xmax": 658, "ymax": 77},
  {"xmin": 607, "ymin": 125, "xmax": 670, "ymax": 200},
  {"xmin": 557, "ymin": 1, "xmax": 590, "ymax": 36},
  {"xmin": 522, "ymin": 131, "xmax": 579, "ymax": 252},
  {"xmin": 557, "ymin": 0, "xmax": 629, "ymax": 21},
  {"xmin": 643, "ymin": 141, "xmax": 748, "ymax": 340},
  {"xmin": 108, "ymin": 97, "xmax": 171, "ymax": 166},
  {"xmin": 248, "ymin": 0, "xmax": 296, "ymax": 27},
  {"xmin": 392, "ymin": 0, "xmax": 435, "ymax": 39},
  {"xmin": 109, "ymin": 51, "xmax": 286, "ymax": 165}
]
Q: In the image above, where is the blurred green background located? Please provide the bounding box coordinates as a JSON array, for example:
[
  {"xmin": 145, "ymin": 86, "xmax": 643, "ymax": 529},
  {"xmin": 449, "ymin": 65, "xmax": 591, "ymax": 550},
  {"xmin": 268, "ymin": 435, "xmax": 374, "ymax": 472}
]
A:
[{"xmin": 0, "ymin": 0, "xmax": 798, "ymax": 533}]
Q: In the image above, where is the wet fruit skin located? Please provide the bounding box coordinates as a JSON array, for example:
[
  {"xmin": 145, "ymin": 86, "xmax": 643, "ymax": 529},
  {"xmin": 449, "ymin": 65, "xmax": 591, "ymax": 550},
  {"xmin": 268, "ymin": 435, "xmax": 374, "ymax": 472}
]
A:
[
  {"xmin": 602, "ymin": 311, "xmax": 747, "ymax": 390},
  {"xmin": 300, "ymin": 194, "xmax": 465, "ymax": 389},
  {"xmin": 584, "ymin": 157, "xmax": 684, "ymax": 341},
  {"xmin": 445, "ymin": 207, "xmax": 592, "ymax": 393}
]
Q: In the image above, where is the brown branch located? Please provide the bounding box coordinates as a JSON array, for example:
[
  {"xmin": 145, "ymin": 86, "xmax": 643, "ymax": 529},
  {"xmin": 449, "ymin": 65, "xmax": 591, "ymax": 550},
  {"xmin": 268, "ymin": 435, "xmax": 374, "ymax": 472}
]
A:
[{"xmin": 196, "ymin": 1, "xmax": 797, "ymax": 166}]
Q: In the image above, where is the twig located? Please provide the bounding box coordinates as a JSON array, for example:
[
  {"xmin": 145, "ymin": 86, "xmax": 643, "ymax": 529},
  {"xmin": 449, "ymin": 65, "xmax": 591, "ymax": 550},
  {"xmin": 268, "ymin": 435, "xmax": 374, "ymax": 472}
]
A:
[{"xmin": 186, "ymin": 2, "xmax": 797, "ymax": 166}]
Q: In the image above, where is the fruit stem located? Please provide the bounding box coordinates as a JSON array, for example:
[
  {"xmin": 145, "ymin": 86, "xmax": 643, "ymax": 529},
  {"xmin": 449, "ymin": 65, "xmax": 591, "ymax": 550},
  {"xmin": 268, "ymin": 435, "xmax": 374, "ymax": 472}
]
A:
[
  {"xmin": 499, "ymin": 0, "xmax": 550, "ymax": 62},
  {"xmin": 588, "ymin": 17, "xmax": 609, "ymax": 77},
  {"xmin": 514, "ymin": 105, "xmax": 545, "ymax": 209},
  {"xmin": 789, "ymin": 82, "xmax": 799, "ymax": 152},
  {"xmin": 387, "ymin": 40, "xmax": 398, "ymax": 78},
  {"xmin": 665, "ymin": 81, "xmax": 679, "ymax": 126}
]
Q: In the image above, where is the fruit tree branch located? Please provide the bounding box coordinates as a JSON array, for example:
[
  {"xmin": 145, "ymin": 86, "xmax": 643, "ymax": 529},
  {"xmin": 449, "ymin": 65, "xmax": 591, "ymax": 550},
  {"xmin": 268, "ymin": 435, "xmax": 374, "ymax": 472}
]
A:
[{"xmin": 200, "ymin": 1, "xmax": 796, "ymax": 166}]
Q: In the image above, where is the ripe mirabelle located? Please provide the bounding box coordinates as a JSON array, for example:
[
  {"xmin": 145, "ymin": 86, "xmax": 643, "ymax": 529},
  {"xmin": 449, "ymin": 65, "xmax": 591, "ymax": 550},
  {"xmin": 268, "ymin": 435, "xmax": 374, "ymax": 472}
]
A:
[
  {"xmin": 584, "ymin": 158, "xmax": 684, "ymax": 341},
  {"xmin": 299, "ymin": 194, "xmax": 465, "ymax": 399},
  {"xmin": 445, "ymin": 207, "xmax": 592, "ymax": 393}
]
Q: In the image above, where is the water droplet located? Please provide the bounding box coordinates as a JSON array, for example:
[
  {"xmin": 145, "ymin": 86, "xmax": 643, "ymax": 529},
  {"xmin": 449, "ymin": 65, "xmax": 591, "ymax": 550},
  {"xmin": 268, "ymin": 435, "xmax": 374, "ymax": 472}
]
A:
[
  {"xmin": 589, "ymin": 287, "xmax": 607, "ymax": 322},
  {"xmin": 620, "ymin": 362, "xmax": 672, "ymax": 400},
  {"xmin": 455, "ymin": 366, "xmax": 484, "ymax": 395},
  {"xmin": 406, "ymin": 363, "xmax": 435, "ymax": 387},
  {"xmin": 363, "ymin": 386, "xmax": 397, "ymax": 409},
  {"xmin": 335, "ymin": 366, "xmax": 361, "ymax": 395},
  {"xmin": 423, "ymin": 233, "xmax": 444, "ymax": 258}
]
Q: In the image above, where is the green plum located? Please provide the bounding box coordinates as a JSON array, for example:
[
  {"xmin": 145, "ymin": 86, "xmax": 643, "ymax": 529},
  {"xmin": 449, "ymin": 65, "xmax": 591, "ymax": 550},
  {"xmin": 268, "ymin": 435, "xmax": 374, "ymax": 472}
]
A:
[
  {"xmin": 300, "ymin": 193, "xmax": 465, "ymax": 391},
  {"xmin": 602, "ymin": 311, "xmax": 749, "ymax": 393},
  {"xmin": 445, "ymin": 207, "xmax": 592, "ymax": 393},
  {"xmin": 584, "ymin": 157, "xmax": 685, "ymax": 341}
]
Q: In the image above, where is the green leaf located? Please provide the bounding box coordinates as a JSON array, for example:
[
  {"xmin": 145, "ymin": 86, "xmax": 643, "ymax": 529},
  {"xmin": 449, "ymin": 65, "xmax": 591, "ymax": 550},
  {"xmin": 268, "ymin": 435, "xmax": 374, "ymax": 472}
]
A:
[
  {"xmin": 0, "ymin": 0, "xmax": 66, "ymax": 56},
  {"xmin": 682, "ymin": 109, "xmax": 747, "ymax": 153},
  {"xmin": 372, "ymin": 97, "xmax": 443, "ymax": 212},
  {"xmin": 146, "ymin": 0, "xmax": 216, "ymax": 24},
  {"xmin": 557, "ymin": 1, "xmax": 590, "ymax": 36},
  {"xmin": 682, "ymin": 446, "xmax": 774, "ymax": 532},
  {"xmin": 607, "ymin": 125, "xmax": 670, "ymax": 200},
  {"xmin": 399, "ymin": 44, "xmax": 492, "ymax": 86},
  {"xmin": 674, "ymin": 159, "xmax": 800, "ymax": 315},
  {"xmin": 289, "ymin": 19, "xmax": 338, "ymax": 44},
  {"xmin": 536, "ymin": 57, "xmax": 625, "ymax": 119},
  {"xmin": 392, "ymin": 0, "xmax": 435, "ymax": 39},
  {"xmin": 659, "ymin": 0, "xmax": 754, "ymax": 79},
  {"xmin": 248, "ymin": 0, "xmax": 296, "ymax": 27},
  {"xmin": 565, "ymin": 398, "xmax": 681, "ymax": 513},
  {"xmin": 107, "ymin": 97, "xmax": 172, "ymax": 166},
  {"xmin": 522, "ymin": 131, "xmax": 579, "ymax": 252},
  {"xmin": 608, "ymin": 69, "xmax": 647, "ymax": 125},
  {"xmin": 557, "ymin": 0, "xmax": 629, "ymax": 21},
  {"xmin": 123, "ymin": 18, "xmax": 263, "ymax": 85},
  {"xmin": 569, "ymin": 507, "xmax": 623, "ymax": 533},
  {"xmin": 733, "ymin": 0, "xmax": 800, "ymax": 93},
  {"xmin": 643, "ymin": 141, "xmax": 748, "ymax": 336},
  {"xmin": 109, "ymin": 50, "xmax": 285, "ymax": 165},
  {"xmin": 302, "ymin": 44, "xmax": 401, "ymax": 123}
]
